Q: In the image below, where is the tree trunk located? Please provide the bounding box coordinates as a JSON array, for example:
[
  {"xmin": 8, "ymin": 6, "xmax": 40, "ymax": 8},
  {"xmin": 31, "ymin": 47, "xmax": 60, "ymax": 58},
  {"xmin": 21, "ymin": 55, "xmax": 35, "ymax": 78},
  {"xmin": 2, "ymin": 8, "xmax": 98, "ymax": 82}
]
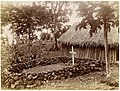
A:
[
  {"xmin": 53, "ymin": 33, "xmax": 59, "ymax": 51},
  {"xmin": 104, "ymin": 22, "xmax": 110, "ymax": 77},
  {"xmin": 53, "ymin": 17, "xmax": 59, "ymax": 51}
]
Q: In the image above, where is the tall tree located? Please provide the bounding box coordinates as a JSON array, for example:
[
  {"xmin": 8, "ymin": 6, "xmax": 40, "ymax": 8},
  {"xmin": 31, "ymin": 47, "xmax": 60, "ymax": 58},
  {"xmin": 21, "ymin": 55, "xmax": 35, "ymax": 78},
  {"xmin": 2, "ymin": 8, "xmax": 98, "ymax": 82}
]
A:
[
  {"xmin": 41, "ymin": 1, "xmax": 72, "ymax": 50},
  {"xmin": 76, "ymin": 1, "xmax": 119, "ymax": 77},
  {"xmin": 1, "ymin": 2, "xmax": 51, "ymax": 60}
]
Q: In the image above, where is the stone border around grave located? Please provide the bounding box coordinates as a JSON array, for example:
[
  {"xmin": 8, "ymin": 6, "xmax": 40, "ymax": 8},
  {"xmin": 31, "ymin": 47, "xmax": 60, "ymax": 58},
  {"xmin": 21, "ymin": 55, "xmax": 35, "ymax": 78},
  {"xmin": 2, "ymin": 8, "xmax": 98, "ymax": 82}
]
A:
[
  {"xmin": 8, "ymin": 57, "xmax": 105, "ymax": 73},
  {"xmin": 3, "ymin": 57, "xmax": 105, "ymax": 89}
]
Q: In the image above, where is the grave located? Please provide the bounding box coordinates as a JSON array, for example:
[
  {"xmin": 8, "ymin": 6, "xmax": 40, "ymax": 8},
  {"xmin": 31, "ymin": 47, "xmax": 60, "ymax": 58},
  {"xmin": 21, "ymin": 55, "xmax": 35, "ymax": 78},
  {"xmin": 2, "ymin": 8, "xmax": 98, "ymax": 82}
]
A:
[
  {"xmin": 23, "ymin": 63, "xmax": 72, "ymax": 74},
  {"xmin": 5, "ymin": 44, "xmax": 106, "ymax": 90},
  {"xmin": 5, "ymin": 56, "xmax": 105, "ymax": 89}
]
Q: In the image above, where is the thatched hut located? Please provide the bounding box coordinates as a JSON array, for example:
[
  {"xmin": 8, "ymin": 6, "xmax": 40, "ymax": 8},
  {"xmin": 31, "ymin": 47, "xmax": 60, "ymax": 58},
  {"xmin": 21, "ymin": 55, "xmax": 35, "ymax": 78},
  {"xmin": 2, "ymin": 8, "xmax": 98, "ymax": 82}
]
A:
[{"xmin": 58, "ymin": 22, "xmax": 119, "ymax": 63}]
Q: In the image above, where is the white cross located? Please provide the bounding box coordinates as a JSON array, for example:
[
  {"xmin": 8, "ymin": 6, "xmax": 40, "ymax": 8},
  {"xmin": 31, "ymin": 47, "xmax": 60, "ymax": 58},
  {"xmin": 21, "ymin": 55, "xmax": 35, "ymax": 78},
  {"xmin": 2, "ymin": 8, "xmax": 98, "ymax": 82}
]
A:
[{"xmin": 70, "ymin": 46, "xmax": 76, "ymax": 66}]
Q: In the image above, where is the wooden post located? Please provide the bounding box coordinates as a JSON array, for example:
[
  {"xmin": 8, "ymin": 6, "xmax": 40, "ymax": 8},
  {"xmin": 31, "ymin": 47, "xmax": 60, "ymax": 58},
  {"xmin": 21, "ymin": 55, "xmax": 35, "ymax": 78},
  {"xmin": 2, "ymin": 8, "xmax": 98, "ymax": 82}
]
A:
[{"xmin": 70, "ymin": 46, "xmax": 76, "ymax": 66}]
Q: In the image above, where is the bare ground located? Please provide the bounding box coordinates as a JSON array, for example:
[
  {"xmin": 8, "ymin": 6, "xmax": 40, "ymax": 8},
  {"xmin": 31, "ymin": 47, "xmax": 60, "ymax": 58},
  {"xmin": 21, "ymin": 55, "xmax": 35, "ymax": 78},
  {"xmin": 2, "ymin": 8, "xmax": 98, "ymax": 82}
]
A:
[{"xmin": 23, "ymin": 63, "xmax": 72, "ymax": 73}]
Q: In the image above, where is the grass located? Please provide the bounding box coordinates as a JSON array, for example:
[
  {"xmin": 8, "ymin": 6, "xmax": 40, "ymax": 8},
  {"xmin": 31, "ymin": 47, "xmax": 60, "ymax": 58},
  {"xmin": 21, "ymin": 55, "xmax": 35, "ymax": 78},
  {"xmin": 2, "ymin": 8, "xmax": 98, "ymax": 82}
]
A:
[
  {"xmin": 34, "ymin": 66, "xmax": 118, "ymax": 90},
  {"xmin": 36, "ymin": 81, "xmax": 116, "ymax": 90},
  {"xmin": 20, "ymin": 66, "xmax": 119, "ymax": 90}
]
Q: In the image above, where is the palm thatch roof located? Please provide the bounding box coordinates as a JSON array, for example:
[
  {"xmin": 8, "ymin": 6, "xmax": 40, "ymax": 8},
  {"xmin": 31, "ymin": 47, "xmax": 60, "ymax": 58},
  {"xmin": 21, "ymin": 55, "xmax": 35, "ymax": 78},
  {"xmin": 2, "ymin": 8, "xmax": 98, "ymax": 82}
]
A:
[{"xmin": 58, "ymin": 22, "xmax": 119, "ymax": 48}]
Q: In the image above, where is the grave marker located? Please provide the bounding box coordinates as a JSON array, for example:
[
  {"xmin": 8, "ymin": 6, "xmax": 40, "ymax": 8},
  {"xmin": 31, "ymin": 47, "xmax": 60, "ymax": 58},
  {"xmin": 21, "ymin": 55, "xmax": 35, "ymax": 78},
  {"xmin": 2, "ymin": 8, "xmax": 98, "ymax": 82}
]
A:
[{"xmin": 70, "ymin": 46, "xmax": 76, "ymax": 66}]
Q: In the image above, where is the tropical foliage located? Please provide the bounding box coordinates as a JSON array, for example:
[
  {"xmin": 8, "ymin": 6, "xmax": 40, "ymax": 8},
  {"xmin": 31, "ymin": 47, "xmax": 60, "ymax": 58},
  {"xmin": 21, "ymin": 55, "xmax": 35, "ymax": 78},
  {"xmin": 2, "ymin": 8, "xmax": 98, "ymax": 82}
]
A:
[{"xmin": 75, "ymin": 1, "xmax": 119, "ymax": 77}]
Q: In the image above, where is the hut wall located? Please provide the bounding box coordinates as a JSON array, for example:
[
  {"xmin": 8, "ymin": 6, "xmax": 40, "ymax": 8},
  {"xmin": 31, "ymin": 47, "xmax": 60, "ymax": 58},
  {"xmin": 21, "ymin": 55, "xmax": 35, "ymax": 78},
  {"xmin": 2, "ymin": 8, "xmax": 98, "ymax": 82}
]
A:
[
  {"xmin": 74, "ymin": 47, "xmax": 80, "ymax": 58},
  {"xmin": 62, "ymin": 44, "xmax": 71, "ymax": 57},
  {"xmin": 78, "ymin": 47, "xmax": 117, "ymax": 63},
  {"xmin": 67, "ymin": 46, "xmax": 71, "ymax": 57},
  {"xmin": 116, "ymin": 47, "xmax": 119, "ymax": 61},
  {"xmin": 108, "ymin": 48, "xmax": 117, "ymax": 63},
  {"xmin": 62, "ymin": 45, "xmax": 67, "ymax": 56},
  {"xmin": 62, "ymin": 45, "xmax": 117, "ymax": 63},
  {"xmin": 101, "ymin": 48, "xmax": 105, "ymax": 61},
  {"xmin": 79, "ymin": 47, "xmax": 84, "ymax": 59},
  {"xmin": 78, "ymin": 47, "xmax": 99, "ymax": 60}
]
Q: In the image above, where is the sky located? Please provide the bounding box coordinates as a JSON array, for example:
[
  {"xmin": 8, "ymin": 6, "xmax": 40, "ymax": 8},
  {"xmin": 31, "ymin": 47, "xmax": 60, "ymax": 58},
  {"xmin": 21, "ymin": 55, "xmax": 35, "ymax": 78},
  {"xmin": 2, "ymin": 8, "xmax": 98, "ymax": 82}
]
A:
[{"xmin": 1, "ymin": 1, "xmax": 81, "ymax": 45}]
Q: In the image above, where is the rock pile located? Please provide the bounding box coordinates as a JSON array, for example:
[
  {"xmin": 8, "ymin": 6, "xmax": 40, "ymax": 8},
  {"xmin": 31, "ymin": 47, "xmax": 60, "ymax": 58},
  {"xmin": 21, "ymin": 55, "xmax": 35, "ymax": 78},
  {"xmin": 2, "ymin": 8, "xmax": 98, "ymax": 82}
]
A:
[
  {"xmin": 8, "ymin": 59, "xmax": 37, "ymax": 73},
  {"xmin": 4, "ymin": 58, "xmax": 105, "ymax": 89},
  {"xmin": 8, "ymin": 57, "xmax": 105, "ymax": 73}
]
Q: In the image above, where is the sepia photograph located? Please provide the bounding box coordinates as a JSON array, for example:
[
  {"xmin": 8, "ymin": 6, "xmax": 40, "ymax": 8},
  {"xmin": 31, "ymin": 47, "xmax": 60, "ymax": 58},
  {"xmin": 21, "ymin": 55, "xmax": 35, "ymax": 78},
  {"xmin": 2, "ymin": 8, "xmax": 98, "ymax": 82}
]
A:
[{"xmin": 1, "ymin": 0, "xmax": 119, "ymax": 90}]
